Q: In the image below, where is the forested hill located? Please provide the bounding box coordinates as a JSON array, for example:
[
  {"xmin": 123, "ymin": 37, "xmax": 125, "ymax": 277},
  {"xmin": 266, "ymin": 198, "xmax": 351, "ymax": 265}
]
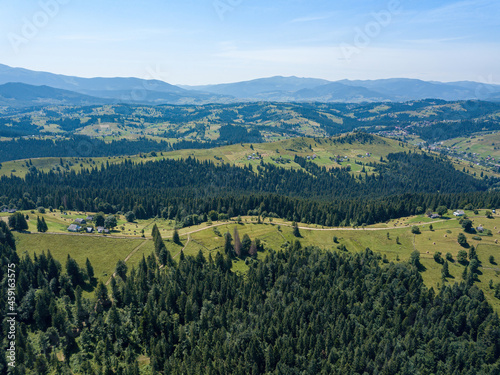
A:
[
  {"xmin": 1, "ymin": 151, "xmax": 498, "ymax": 227},
  {"xmin": 2, "ymin": 222, "xmax": 500, "ymax": 373},
  {"xmin": 16, "ymin": 151, "xmax": 489, "ymax": 198},
  {"xmin": 0, "ymin": 136, "xmax": 219, "ymax": 163}
]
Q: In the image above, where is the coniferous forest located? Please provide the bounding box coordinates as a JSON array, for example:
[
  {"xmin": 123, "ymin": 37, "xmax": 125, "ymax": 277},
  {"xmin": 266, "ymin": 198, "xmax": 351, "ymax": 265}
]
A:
[
  {"xmin": 2, "ymin": 0, "xmax": 500, "ymax": 372},
  {"xmin": 2, "ymin": 135, "xmax": 500, "ymax": 374},
  {"xmin": 1, "ymin": 151, "xmax": 499, "ymax": 228},
  {"xmin": 1, "ymin": 220, "xmax": 500, "ymax": 374}
]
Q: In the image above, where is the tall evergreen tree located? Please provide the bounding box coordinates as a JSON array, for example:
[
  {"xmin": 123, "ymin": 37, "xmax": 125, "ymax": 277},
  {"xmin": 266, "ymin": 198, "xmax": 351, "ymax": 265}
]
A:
[
  {"xmin": 241, "ymin": 234, "xmax": 252, "ymax": 257},
  {"xmin": 224, "ymin": 232, "xmax": 233, "ymax": 255},
  {"xmin": 86, "ymin": 258, "xmax": 94, "ymax": 281},
  {"xmin": 8, "ymin": 212, "xmax": 28, "ymax": 231},
  {"xmin": 41, "ymin": 217, "xmax": 48, "ymax": 232},
  {"xmin": 172, "ymin": 229, "xmax": 181, "ymax": 245},
  {"xmin": 37, "ymin": 216, "xmax": 43, "ymax": 232}
]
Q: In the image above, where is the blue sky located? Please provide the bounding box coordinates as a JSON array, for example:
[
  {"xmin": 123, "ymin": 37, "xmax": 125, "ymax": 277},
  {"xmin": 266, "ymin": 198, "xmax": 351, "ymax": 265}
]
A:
[{"xmin": 0, "ymin": 0, "xmax": 499, "ymax": 84}]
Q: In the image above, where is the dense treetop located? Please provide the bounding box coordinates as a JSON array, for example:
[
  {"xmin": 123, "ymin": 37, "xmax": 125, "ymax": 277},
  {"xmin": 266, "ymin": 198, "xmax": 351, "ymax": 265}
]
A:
[{"xmin": 1, "ymin": 221, "xmax": 500, "ymax": 374}]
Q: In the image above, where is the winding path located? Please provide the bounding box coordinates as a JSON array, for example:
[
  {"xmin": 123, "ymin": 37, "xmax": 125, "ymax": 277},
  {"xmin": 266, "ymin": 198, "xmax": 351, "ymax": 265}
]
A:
[{"xmin": 105, "ymin": 239, "xmax": 149, "ymax": 285}]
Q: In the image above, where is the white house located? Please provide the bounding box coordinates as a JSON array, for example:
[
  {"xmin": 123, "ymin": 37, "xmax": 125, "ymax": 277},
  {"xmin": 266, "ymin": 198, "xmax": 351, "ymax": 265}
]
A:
[{"xmin": 453, "ymin": 210, "xmax": 465, "ymax": 217}]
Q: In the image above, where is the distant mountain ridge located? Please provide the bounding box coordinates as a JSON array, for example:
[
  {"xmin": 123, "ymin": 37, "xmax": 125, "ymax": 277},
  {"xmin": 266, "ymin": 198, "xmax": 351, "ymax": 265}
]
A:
[
  {"xmin": 1, "ymin": 64, "xmax": 500, "ymax": 106},
  {"xmin": 0, "ymin": 64, "xmax": 230, "ymax": 105},
  {"xmin": 0, "ymin": 82, "xmax": 111, "ymax": 107}
]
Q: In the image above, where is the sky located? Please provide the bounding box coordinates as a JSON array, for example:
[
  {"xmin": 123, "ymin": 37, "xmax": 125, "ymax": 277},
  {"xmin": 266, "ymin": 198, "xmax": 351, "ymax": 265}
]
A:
[{"xmin": 0, "ymin": 0, "xmax": 499, "ymax": 85}]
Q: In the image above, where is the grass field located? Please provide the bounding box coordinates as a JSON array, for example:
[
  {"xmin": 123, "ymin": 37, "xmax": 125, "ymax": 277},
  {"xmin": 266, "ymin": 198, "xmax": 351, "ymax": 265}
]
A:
[
  {"xmin": 442, "ymin": 132, "xmax": 500, "ymax": 160},
  {"xmin": 0, "ymin": 134, "xmax": 413, "ymax": 179},
  {"xmin": 9, "ymin": 208, "xmax": 500, "ymax": 311},
  {"xmin": 3, "ymin": 134, "xmax": 498, "ymax": 183},
  {"xmin": 14, "ymin": 233, "xmax": 146, "ymax": 286}
]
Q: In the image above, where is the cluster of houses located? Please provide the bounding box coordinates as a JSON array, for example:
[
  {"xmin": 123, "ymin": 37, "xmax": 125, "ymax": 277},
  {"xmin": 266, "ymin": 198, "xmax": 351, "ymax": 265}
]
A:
[
  {"xmin": 247, "ymin": 153, "xmax": 261, "ymax": 161},
  {"xmin": 67, "ymin": 215, "xmax": 110, "ymax": 234},
  {"xmin": 355, "ymin": 153, "xmax": 372, "ymax": 159},
  {"xmin": 1, "ymin": 208, "xmax": 17, "ymax": 213},
  {"xmin": 331, "ymin": 155, "xmax": 350, "ymax": 163}
]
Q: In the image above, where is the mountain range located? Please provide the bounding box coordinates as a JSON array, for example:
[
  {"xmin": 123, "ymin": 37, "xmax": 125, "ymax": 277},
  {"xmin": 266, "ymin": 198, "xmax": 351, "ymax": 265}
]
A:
[{"xmin": 1, "ymin": 63, "xmax": 500, "ymax": 107}]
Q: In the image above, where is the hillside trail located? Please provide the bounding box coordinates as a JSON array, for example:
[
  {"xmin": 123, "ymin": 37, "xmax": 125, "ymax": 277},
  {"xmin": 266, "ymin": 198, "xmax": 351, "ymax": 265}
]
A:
[
  {"xmin": 105, "ymin": 239, "xmax": 149, "ymax": 285},
  {"xmin": 280, "ymin": 219, "xmax": 449, "ymax": 232},
  {"xmin": 173, "ymin": 234, "xmax": 191, "ymax": 259}
]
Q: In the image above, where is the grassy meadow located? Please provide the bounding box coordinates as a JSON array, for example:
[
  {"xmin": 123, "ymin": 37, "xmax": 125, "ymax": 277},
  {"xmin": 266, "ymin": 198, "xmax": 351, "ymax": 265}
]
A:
[{"xmin": 5, "ymin": 207, "xmax": 500, "ymax": 310}]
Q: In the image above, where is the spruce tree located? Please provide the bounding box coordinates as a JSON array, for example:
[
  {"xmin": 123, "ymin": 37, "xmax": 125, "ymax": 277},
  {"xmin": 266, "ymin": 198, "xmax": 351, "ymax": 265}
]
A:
[
  {"xmin": 86, "ymin": 258, "xmax": 94, "ymax": 281},
  {"xmin": 41, "ymin": 217, "xmax": 48, "ymax": 232},
  {"xmin": 442, "ymin": 260, "xmax": 450, "ymax": 278},
  {"xmin": 241, "ymin": 234, "xmax": 251, "ymax": 257},
  {"xmin": 172, "ymin": 229, "xmax": 181, "ymax": 245},
  {"xmin": 37, "ymin": 216, "xmax": 43, "ymax": 232},
  {"xmin": 224, "ymin": 232, "xmax": 233, "ymax": 255}
]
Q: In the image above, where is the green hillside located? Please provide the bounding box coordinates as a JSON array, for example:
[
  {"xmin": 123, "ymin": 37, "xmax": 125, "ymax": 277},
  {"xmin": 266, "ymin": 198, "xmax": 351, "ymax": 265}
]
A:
[
  {"xmin": 0, "ymin": 133, "xmax": 407, "ymax": 178},
  {"xmin": 2, "ymin": 132, "xmax": 496, "ymax": 184},
  {"xmin": 6, "ymin": 208, "xmax": 500, "ymax": 312}
]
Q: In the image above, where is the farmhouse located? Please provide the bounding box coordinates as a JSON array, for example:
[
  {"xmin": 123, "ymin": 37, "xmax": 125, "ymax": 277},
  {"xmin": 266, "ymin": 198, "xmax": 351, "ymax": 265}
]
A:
[
  {"xmin": 68, "ymin": 224, "xmax": 81, "ymax": 232},
  {"xmin": 75, "ymin": 218, "xmax": 86, "ymax": 225},
  {"xmin": 86, "ymin": 216, "xmax": 94, "ymax": 221},
  {"xmin": 97, "ymin": 226, "xmax": 110, "ymax": 234},
  {"xmin": 453, "ymin": 210, "xmax": 465, "ymax": 217},
  {"xmin": 86, "ymin": 227, "xmax": 94, "ymax": 233}
]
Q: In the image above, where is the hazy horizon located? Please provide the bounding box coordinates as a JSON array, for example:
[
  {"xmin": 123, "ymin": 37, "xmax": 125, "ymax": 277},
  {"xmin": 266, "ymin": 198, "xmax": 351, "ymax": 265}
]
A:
[
  {"xmin": 3, "ymin": 63, "xmax": 500, "ymax": 88},
  {"xmin": 1, "ymin": 0, "xmax": 499, "ymax": 85}
]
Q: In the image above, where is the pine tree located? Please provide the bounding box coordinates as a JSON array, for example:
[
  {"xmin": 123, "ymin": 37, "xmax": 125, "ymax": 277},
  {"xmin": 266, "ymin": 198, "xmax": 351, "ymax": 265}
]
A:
[
  {"xmin": 462, "ymin": 266, "xmax": 468, "ymax": 280},
  {"xmin": 8, "ymin": 212, "xmax": 28, "ymax": 231},
  {"xmin": 159, "ymin": 247, "xmax": 174, "ymax": 267},
  {"xmin": 442, "ymin": 260, "xmax": 450, "ymax": 278},
  {"xmin": 173, "ymin": 229, "xmax": 181, "ymax": 245},
  {"xmin": 151, "ymin": 224, "xmax": 160, "ymax": 241},
  {"xmin": 37, "ymin": 216, "xmax": 43, "ymax": 232},
  {"xmin": 224, "ymin": 232, "xmax": 233, "ymax": 255},
  {"xmin": 115, "ymin": 260, "xmax": 128, "ymax": 281},
  {"xmin": 86, "ymin": 258, "xmax": 94, "ymax": 281},
  {"xmin": 41, "ymin": 217, "xmax": 48, "ymax": 232},
  {"xmin": 292, "ymin": 222, "xmax": 301, "ymax": 237},
  {"xmin": 469, "ymin": 245, "xmax": 477, "ymax": 261},
  {"xmin": 66, "ymin": 255, "xmax": 82, "ymax": 287},
  {"xmin": 95, "ymin": 281, "xmax": 111, "ymax": 313},
  {"xmin": 241, "ymin": 234, "xmax": 251, "ymax": 257}
]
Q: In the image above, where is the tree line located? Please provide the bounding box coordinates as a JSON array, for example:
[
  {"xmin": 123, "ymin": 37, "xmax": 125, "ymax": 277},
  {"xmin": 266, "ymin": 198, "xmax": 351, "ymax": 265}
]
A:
[
  {"xmin": 1, "ymin": 220, "xmax": 500, "ymax": 374},
  {"xmin": 0, "ymin": 152, "xmax": 499, "ymax": 227}
]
